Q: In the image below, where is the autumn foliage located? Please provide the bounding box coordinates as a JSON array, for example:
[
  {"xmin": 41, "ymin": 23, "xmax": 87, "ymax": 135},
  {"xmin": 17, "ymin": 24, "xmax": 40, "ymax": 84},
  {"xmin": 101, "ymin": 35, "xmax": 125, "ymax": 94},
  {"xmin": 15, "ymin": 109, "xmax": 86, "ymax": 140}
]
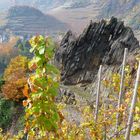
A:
[
  {"xmin": 24, "ymin": 35, "xmax": 60, "ymax": 136},
  {"xmin": 2, "ymin": 56, "xmax": 28, "ymax": 101},
  {"xmin": 1, "ymin": 36, "xmax": 140, "ymax": 140},
  {"xmin": 0, "ymin": 37, "xmax": 19, "ymax": 74}
]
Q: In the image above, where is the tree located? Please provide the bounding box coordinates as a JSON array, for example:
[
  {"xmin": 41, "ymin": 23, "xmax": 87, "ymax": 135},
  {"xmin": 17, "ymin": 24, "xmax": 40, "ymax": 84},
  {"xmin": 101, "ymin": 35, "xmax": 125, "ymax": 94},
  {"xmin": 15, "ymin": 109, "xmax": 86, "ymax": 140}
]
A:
[{"xmin": 2, "ymin": 56, "xmax": 28, "ymax": 101}]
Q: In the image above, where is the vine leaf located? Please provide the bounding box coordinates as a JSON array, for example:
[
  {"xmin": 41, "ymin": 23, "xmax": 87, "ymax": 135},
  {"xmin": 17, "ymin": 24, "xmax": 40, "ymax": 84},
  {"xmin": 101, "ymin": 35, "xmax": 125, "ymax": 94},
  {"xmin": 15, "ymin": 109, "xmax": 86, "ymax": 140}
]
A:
[{"xmin": 23, "ymin": 84, "xmax": 29, "ymax": 98}]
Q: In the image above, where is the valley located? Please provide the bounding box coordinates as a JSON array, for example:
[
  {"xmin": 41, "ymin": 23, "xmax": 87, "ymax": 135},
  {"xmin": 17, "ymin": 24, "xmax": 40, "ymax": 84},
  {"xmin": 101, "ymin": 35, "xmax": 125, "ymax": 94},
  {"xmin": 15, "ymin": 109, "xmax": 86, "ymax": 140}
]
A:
[{"xmin": 0, "ymin": 1, "xmax": 140, "ymax": 140}]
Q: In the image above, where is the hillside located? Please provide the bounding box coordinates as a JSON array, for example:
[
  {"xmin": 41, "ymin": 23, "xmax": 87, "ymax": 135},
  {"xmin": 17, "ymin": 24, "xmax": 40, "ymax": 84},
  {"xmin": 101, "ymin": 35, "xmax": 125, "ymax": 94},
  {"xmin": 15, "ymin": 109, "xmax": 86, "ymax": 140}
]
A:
[
  {"xmin": 0, "ymin": 1, "xmax": 140, "ymax": 138},
  {"xmin": 47, "ymin": 1, "xmax": 103, "ymax": 33},
  {"xmin": 47, "ymin": 0, "xmax": 140, "ymax": 35},
  {"xmin": 100, "ymin": 0, "xmax": 140, "ymax": 17},
  {"xmin": 100, "ymin": 0, "xmax": 140, "ymax": 29},
  {"xmin": 55, "ymin": 18, "xmax": 140, "ymax": 140},
  {"xmin": 2, "ymin": 6, "xmax": 68, "ymax": 36},
  {"xmin": 1, "ymin": 0, "xmax": 140, "ymax": 33},
  {"xmin": 15, "ymin": 0, "xmax": 65, "ymax": 10},
  {"xmin": 0, "ymin": 0, "xmax": 65, "ymax": 11},
  {"xmin": 13, "ymin": 0, "xmax": 92, "ymax": 10}
]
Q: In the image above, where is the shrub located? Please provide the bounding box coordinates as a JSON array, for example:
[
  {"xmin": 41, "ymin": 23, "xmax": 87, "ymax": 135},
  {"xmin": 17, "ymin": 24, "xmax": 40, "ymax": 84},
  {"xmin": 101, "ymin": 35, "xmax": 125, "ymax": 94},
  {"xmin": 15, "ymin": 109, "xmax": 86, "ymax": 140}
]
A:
[
  {"xmin": 0, "ymin": 98, "xmax": 15, "ymax": 131},
  {"xmin": 0, "ymin": 76, "xmax": 4, "ymax": 93}
]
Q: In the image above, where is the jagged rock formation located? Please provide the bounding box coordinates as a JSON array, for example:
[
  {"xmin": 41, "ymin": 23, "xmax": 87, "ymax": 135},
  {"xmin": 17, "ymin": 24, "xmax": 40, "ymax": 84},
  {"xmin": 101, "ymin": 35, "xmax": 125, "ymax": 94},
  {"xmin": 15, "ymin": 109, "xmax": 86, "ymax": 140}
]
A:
[{"xmin": 55, "ymin": 17, "xmax": 140, "ymax": 85}]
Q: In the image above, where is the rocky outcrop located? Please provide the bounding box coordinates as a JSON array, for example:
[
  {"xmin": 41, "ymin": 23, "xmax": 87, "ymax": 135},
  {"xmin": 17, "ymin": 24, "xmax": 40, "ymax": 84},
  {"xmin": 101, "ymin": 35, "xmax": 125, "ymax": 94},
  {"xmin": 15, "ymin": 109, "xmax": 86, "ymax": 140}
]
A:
[{"xmin": 55, "ymin": 17, "xmax": 140, "ymax": 85}]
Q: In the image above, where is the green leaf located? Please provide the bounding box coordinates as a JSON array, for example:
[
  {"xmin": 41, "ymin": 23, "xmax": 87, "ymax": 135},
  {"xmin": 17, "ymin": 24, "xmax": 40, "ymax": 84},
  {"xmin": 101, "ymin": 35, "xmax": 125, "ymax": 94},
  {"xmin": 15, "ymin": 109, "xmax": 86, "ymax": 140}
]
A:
[
  {"xmin": 35, "ymin": 56, "xmax": 42, "ymax": 62},
  {"xmin": 52, "ymin": 112, "xmax": 59, "ymax": 122},
  {"xmin": 30, "ymin": 47, "xmax": 35, "ymax": 53},
  {"xmin": 46, "ymin": 64, "xmax": 60, "ymax": 74},
  {"xmin": 48, "ymin": 87, "xmax": 58, "ymax": 97},
  {"xmin": 39, "ymin": 47, "xmax": 45, "ymax": 55},
  {"xmin": 46, "ymin": 47, "xmax": 54, "ymax": 59}
]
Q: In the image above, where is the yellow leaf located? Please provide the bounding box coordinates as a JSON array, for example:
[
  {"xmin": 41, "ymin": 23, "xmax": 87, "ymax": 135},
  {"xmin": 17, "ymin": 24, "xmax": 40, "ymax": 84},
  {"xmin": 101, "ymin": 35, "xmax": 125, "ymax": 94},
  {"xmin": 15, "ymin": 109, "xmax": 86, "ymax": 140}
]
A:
[
  {"xmin": 23, "ymin": 84, "xmax": 29, "ymax": 98},
  {"xmin": 23, "ymin": 100, "xmax": 28, "ymax": 107}
]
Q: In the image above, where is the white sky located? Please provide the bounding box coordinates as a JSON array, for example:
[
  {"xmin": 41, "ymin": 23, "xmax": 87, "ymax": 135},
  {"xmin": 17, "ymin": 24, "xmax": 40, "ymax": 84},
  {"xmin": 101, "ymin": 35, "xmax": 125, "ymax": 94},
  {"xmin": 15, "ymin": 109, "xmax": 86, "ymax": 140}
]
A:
[
  {"xmin": 0, "ymin": 0, "xmax": 13, "ymax": 10},
  {"xmin": 0, "ymin": 0, "xmax": 12, "ymax": 5}
]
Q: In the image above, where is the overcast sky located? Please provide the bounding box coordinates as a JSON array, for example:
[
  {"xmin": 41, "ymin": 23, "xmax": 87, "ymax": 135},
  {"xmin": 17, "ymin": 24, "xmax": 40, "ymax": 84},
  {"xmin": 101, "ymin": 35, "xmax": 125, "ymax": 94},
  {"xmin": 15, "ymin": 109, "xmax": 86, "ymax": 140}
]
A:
[
  {"xmin": 0, "ymin": 0, "xmax": 13, "ymax": 11},
  {"xmin": 0, "ymin": 0, "xmax": 13, "ymax": 5},
  {"xmin": 0, "ymin": 0, "xmax": 32, "ymax": 11}
]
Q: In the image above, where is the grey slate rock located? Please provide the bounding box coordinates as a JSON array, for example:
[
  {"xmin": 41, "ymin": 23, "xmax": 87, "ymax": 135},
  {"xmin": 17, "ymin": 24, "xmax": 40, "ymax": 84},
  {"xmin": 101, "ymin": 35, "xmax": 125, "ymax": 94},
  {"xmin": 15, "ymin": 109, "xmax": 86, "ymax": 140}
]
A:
[{"xmin": 55, "ymin": 17, "xmax": 140, "ymax": 85}]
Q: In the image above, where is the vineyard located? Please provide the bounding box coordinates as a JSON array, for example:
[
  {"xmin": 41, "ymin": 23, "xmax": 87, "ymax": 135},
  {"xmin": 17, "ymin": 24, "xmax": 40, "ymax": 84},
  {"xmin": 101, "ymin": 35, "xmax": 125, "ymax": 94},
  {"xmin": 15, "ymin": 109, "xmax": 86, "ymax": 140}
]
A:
[{"xmin": 0, "ymin": 35, "xmax": 140, "ymax": 140}]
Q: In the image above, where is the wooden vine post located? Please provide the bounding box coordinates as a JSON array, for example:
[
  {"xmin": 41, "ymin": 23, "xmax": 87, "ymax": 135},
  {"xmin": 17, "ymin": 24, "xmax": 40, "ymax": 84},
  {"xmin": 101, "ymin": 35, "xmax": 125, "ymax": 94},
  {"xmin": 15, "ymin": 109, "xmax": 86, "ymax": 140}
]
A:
[
  {"xmin": 103, "ymin": 92, "xmax": 109, "ymax": 140},
  {"xmin": 116, "ymin": 48, "xmax": 128, "ymax": 133},
  {"xmin": 94, "ymin": 65, "xmax": 102, "ymax": 123},
  {"xmin": 125, "ymin": 61, "xmax": 140, "ymax": 140}
]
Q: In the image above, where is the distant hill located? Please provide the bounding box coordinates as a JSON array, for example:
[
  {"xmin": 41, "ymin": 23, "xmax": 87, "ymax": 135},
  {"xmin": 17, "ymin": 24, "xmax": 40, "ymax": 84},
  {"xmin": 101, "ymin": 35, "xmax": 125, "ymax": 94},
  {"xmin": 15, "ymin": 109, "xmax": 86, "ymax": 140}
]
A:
[
  {"xmin": 2, "ymin": 6, "xmax": 68, "ymax": 36},
  {"xmin": 1, "ymin": 0, "xmax": 140, "ymax": 36},
  {"xmin": 15, "ymin": 0, "xmax": 65, "ymax": 10},
  {"xmin": 99, "ymin": 0, "xmax": 140, "ymax": 29},
  {"xmin": 0, "ymin": 0, "xmax": 65, "ymax": 11},
  {"xmin": 15, "ymin": 0, "xmax": 92, "ymax": 10},
  {"xmin": 100, "ymin": 0, "xmax": 139, "ymax": 17},
  {"xmin": 47, "ymin": 0, "xmax": 140, "ymax": 34},
  {"xmin": 61, "ymin": 0, "xmax": 92, "ymax": 9}
]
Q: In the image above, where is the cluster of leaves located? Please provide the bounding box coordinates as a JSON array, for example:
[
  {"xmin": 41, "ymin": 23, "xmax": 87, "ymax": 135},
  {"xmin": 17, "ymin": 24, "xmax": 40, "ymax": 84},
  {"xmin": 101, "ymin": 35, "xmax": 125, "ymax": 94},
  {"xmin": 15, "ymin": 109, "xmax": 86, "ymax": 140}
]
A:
[
  {"xmin": 2, "ymin": 56, "xmax": 29, "ymax": 101},
  {"xmin": 0, "ymin": 130, "xmax": 25, "ymax": 140},
  {"xmin": 24, "ymin": 102, "xmax": 104, "ymax": 140},
  {"xmin": 23, "ymin": 35, "xmax": 60, "ymax": 137}
]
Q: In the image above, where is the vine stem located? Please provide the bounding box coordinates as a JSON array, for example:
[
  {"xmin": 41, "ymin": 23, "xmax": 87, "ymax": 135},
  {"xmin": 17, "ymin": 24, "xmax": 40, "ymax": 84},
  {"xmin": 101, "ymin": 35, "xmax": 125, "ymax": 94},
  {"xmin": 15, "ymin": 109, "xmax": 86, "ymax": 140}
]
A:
[{"xmin": 125, "ymin": 61, "xmax": 140, "ymax": 140}]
